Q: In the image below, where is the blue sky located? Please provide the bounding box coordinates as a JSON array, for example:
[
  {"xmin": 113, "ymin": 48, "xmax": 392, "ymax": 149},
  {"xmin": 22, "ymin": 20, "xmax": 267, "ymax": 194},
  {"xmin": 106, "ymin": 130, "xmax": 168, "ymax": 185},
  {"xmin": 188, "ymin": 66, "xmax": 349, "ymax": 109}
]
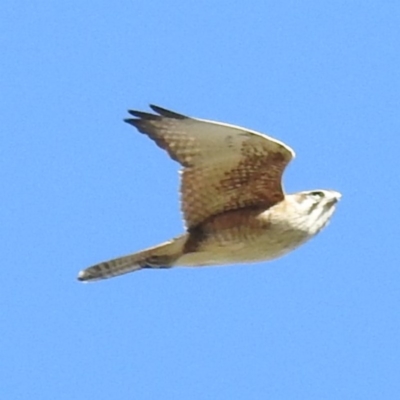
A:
[{"xmin": 2, "ymin": 1, "xmax": 400, "ymax": 399}]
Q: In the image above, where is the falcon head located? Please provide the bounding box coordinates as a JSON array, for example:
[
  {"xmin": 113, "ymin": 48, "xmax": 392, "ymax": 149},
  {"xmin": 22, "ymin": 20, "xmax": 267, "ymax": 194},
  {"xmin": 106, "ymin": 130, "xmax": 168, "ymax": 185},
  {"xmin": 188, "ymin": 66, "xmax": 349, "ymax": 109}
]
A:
[{"xmin": 284, "ymin": 189, "xmax": 341, "ymax": 237}]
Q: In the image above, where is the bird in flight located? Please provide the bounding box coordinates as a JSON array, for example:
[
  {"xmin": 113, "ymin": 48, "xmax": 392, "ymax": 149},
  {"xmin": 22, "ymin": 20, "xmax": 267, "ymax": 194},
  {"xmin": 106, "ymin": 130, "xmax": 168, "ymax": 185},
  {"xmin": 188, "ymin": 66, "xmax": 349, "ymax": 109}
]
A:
[{"xmin": 78, "ymin": 105, "xmax": 341, "ymax": 282}]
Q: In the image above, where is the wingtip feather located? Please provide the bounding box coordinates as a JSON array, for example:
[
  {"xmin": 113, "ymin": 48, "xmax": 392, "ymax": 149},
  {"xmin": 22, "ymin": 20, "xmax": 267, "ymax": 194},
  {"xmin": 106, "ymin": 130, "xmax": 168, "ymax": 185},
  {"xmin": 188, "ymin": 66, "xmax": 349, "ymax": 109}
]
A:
[{"xmin": 149, "ymin": 104, "xmax": 188, "ymax": 119}]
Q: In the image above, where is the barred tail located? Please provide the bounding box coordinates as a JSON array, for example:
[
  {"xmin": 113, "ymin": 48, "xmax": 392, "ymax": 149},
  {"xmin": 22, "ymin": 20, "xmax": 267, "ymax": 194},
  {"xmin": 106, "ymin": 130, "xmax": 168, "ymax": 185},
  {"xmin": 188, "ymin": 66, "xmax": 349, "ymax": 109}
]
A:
[{"xmin": 77, "ymin": 234, "xmax": 187, "ymax": 282}]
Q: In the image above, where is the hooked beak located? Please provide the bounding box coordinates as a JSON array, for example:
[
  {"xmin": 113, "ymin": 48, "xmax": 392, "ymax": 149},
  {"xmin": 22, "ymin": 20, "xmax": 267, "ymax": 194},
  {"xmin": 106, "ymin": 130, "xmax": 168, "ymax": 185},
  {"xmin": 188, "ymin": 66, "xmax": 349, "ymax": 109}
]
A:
[{"xmin": 327, "ymin": 190, "xmax": 342, "ymax": 204}]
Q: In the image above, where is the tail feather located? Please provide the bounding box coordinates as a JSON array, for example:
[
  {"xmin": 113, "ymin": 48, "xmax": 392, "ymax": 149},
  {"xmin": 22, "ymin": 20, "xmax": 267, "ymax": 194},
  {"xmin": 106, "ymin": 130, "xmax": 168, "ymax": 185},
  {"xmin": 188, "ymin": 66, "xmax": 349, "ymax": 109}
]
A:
[{"xmin": 78, "ymin": 235, "xmax": 187, "ymax": 282}]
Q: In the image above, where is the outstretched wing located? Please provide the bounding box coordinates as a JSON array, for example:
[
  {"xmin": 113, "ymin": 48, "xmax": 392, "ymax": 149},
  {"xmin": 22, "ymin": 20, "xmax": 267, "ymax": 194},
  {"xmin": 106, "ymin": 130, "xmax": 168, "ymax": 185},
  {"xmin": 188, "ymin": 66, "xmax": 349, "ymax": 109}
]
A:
[{"xmin": 125, "ymin": 105, "xmax": 295, "ymax": 229}]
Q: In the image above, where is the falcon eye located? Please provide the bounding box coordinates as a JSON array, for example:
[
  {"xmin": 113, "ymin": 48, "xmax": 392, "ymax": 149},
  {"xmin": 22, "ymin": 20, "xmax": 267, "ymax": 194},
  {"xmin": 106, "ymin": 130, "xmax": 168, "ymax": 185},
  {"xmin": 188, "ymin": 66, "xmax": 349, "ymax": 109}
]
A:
[{"xmin": 310, "ymin": 191, "xmax": 325, "ymax": 198}]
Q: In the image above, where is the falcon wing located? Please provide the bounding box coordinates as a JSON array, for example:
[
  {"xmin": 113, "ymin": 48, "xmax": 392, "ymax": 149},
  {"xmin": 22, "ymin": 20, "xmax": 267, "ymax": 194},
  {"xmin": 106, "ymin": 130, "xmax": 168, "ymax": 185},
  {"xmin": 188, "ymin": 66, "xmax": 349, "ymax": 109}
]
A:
[{"xmin": 125, "ymin": 105, "xmax": 295, "ymax": 229}]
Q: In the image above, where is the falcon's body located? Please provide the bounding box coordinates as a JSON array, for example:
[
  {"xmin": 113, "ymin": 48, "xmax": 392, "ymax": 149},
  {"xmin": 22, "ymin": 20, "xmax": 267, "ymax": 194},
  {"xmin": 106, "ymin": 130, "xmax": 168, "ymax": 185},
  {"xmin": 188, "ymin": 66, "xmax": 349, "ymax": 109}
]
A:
[{"xmin": 78, "ymin": 105, "xmax": 341, "ymax": 282}]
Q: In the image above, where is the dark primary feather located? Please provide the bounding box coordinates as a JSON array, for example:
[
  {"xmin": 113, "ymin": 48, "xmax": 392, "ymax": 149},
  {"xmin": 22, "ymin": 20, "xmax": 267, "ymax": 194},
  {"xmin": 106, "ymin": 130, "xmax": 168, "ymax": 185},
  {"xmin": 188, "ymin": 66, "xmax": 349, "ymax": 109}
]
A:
[
  {"xmin": 124, "ymin": 105, "xmax": 188, "ymax": 165},
  {"xmin": 126, "ymin": 110, "xmax": 159, "ymax": 120},
  {"xmin": 124, "ymin": 105, "xmax": 188, "ymax": 126},
  {"xmin": 149, "ymin": 104, "xmax": 188, "ymax": 119}
]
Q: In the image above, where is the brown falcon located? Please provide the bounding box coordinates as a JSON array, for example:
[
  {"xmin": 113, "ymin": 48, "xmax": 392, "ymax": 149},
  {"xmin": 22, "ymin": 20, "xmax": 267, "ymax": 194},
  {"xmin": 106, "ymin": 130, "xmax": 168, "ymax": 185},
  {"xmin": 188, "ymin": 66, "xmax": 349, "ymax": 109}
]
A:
[{"xmin": 78, "ymin": 105, "xmax": 341, "ymax": 282}]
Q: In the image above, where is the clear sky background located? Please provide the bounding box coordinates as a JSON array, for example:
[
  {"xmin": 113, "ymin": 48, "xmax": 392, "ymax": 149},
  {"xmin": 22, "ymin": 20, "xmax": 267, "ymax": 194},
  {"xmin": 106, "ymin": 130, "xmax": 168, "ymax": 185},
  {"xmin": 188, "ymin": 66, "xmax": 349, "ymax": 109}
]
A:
[{"xmin": 2, "ymin": 1, "xmax": 400, "ymax": 399}]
